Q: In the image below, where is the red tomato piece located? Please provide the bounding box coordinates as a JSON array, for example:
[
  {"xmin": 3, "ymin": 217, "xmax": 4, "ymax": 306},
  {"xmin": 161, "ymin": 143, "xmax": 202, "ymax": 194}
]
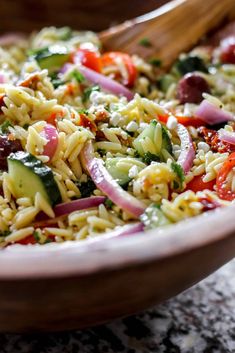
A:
[
  {"xmin": 46, "ymin": 112, "xmax": 57, "ymax": 127},
  {"xmin": 73, "ymin": 48, "xmax": 101, "ymax": 72},
  {"xmin": 216, "ymin": 152, "xmax": 235, "ymax": 201},
  {"xmin": 186, "ymin": 174, "xmax": 215, "ymax": 192},
  {"xmin": 101, "ymin": 52, "xmax": 137, "ymax": 87},
  {"xmin": 158, "ymin": 114, "xmax": 205, "ymax": 127},
  {"xmin": 199, "ymin": 196, "xmax": 220, "ymax": 212},
  {"xmin": 198, "ymin": 127, "xmax": 235, "ymax": 154},
  {"xmin": 220, "ymin": 36, "xmax": 235, "ymax": 64},
  {"xmin": 17, "ymin": 235, "xmax": 36, "ymax": 245}
]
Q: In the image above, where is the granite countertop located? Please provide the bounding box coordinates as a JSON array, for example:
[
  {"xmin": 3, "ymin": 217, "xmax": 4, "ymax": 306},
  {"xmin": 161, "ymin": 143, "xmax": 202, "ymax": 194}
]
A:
[{"xmin": 1, "ymin": 259, "xmax": 235, "ymax": 353}]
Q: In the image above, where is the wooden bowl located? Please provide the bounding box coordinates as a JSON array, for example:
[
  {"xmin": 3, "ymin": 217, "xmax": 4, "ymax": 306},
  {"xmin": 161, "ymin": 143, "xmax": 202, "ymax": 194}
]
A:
[
  {"xmin": 0, "ymin": 0, "xmax": 167, "ymax": 32},
  {"xmin": 0, "ymin": 205, "xmax": 235, "ymax": 332},
  {"xmin": 0, "ymin": 0, "xmax": 235, "ymax": 333}
]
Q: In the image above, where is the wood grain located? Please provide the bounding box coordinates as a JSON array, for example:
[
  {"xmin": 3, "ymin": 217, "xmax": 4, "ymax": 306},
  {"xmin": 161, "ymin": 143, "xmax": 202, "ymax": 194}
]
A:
[
  {"xmin": 100, "ymin": 0, "xmax": 235, "ymax": 67},
  {"xmin": 0, "ymin": 204, "xmax": 235, "ymax": 332},
  {"xmin": 0, "ymin": 0, "xmax": 167, "ymax": 32}
]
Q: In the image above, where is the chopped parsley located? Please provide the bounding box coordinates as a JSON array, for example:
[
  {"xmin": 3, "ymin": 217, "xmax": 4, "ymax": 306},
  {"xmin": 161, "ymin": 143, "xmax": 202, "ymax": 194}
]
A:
[
  {"xmin": 0, "ymin": 120, "xmax": 13, "ymax": 134},
  {"xmin": 105, "ymin": 198, "xmax": 114, "ymax": 209},
  {"xmin": 0, "ymin": 230, "xmax": 11, "ymax": 237},
  {"xmin": 77, "ymin": 177, "xmax": 96, "ymax": 198},
  {"xmin": 23, "ymin": 123, "xmax": 30, "ymax": 130},
  {"xmin": 171, "ymin": 162, "xmax": 185, "ymax": 189},
  {"xmin": 142, "ymin": 152, "xmax": 160, "ymax": 165},
  {"xmin": 149, "ymin": 58, "xmax": 162, "ymax": 67},
  {"xmin": 139, "ymin": 38, "xmax": 152, "ymax": 48},
  {"xmin": 50, "ymin": 72, "xmax": 64, "ymax": 88},
  {"xmin": 173, "ymin": 55, "xmax": 208, "ymax": 76},
  {"xmin": 70, "ymin": 70, "xmax": 85, "ymax": 83},
  {"xmin": 33, "ymin": 230, "xmax": 40, "ymax": 242},
  {"xmin": 82, "ymin": 85, "xmax": 100, "ymax": 102},
  {"xmin": 77, "ymin": 108, "xmax": 89, "ymax": 115}
]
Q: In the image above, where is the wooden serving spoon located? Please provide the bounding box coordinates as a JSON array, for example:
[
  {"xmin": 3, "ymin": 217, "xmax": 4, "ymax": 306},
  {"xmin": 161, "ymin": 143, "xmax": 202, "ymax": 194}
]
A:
[{"xmin": 99, "ymin": 0, "xmax": 235, "ymax": 67}]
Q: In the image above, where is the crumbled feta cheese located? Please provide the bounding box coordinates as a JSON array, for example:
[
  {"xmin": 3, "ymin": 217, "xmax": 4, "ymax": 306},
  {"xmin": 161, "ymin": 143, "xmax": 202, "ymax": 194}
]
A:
[
  {"xmin": 110, "ymin": 112, "xmax": 122, "ymax": 126},
  {"xmin": 198, "ymin": 141, "xmax": 210, "ymax": 152},
  {"xmin": 126, "ymin": 121, "xmax": 138, "ymax": 132},
  {"xmin": 89, "ymin": 91, "xmax": 104, "ymax": 104},
  {"xmin": 129, "ymin": 165, "xmax": 139, "ymax": 178},
  {"xmin": 166, "ymin": 115, "xmax": 178, "ymax": 130}
]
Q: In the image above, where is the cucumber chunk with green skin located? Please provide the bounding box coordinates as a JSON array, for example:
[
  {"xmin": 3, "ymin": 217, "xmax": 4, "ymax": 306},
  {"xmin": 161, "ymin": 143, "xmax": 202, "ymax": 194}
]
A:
[
  {"xmin": 158, "ymin": 74, "xmax": 176, "ymax": 92},
  {"xmin": 105, "ymin": 157, "xmax": 145, "ymax": 186},
  {"xmin": 7, "ymin": 152, "xmax": 61, "ymax": 206},
  {"xmin": 161, "ymin": 125, "xmax": 173, "ymax": 155},
  {"xmin": 33, "ymin": 45, "xmax": 70, "ymax": 71},
  {"xmin": 140, "ymin": 204, "xmax": 172, "ymax": 230},
  {"xmin": 133, "ymin": 120, "xmax": 173, "ymax": 162}
]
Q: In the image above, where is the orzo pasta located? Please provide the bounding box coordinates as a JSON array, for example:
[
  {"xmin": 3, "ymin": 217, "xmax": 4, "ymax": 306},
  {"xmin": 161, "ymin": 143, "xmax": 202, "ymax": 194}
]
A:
[{"xmin": 0, "ymin": 26, "xmax": 234, "ymax": 246}]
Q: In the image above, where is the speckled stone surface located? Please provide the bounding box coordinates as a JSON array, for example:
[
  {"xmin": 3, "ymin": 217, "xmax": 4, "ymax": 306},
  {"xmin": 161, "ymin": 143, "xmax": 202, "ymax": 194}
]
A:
[{"xmin": 0, "ymin": 259, "xmax": 235, "ymax": 353}]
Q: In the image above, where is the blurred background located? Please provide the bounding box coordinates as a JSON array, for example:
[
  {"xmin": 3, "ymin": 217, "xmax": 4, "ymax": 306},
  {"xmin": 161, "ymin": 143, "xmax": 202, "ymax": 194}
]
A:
[{"xmin": 0, "ymin": 0, "xmax": 168, "ymax": 32}]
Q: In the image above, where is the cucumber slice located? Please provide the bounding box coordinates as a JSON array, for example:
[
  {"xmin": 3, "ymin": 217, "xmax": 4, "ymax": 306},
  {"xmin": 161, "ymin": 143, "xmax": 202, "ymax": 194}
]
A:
[
  {"xmin": 133, "ymin": 120, "xmax": 158, "ymax": 156},
  {"xmin": 105, "ymin": 157, "xmax": 145, "ymax": 186},
  {"xmin": 158, "ymin": 74, "xmax": 176, "ymax": 92},
  {"xmin": 140, "ymin": 204, "xmax": 171, "ymax": 230},
  {"xmin": 33, "ymin": 45, "xmax": 70, "ymax": 71},
  {"xmin": 161, "ymin": 125, "xmax": 173, "ymax": 155},
  {"xmin": 7, "ymin": 152, "xmax": 61, "ymax": 206},
  {"xmin": 105, "ymin": 158, "xmax": 131, "ymax": 186},
  {"xmin": 133, "ymin": 120, "xmax": 173, "ymax": 162}
]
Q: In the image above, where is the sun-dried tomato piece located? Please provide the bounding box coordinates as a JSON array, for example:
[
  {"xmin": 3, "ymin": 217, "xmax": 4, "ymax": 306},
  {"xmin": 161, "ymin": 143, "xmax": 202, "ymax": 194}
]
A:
[
  {"xmin": 0, "ymin": 135, "xmax": 22, "ymax": 170},
  {"xmin": 198, "ymin": 126, "xmax": 235, "ymax": 153}
]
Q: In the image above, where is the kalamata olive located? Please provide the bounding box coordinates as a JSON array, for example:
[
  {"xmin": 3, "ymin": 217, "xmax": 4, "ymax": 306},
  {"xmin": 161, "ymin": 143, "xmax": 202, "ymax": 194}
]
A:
[
  {"xmin": 0, "ymin": 135, "xmax": 22, "ymax": 170},
  {"xmin": 177, "ymin": 73, "xmax": 210, "ymax": 104},
  {"xmin": 220, "ymin": 36, "xmax": 235, "ymax": 64}
]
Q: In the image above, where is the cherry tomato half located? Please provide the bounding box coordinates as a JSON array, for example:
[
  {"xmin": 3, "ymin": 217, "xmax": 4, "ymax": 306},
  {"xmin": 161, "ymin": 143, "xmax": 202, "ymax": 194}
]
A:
[
  {"xmin": 73, "ymin": 48, "xmax": 101, "ymax": 72},
  {"xmin": 186, "ymin": 174, "xmax": 215, "ymax": 192},
  {"xmin": 17, "ymin": 235, "xmax": 37, "ymax": 245},
  {"xmin": 158, "ymin": 114, "xmax": 205, "ymax": 127},
  {"xmin": 100, "ymin": 52, "xmax": 137, "ymax": 87},
  {"xmin": 216, "ymin": 152, "xmax": 235, "ymax": 201},
  {"xmin": 220, "ymin": 36, "xmax": 235, "ymax": 64}
]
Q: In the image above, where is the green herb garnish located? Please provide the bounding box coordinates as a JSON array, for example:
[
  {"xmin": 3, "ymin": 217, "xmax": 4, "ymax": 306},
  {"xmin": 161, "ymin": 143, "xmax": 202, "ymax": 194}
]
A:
[
  {"xmin": 142, "ymin": 152, "xmax": 160, "ymax": 165},
  {"xmin": 82, "ymin": 85, "xmax": 100, "ymax": 102},
  {"xmin": 0, "ymin": 120, "xmax": 13, "ymax": 134},
  {"xmin": 0, "ymin": 230, "xmax": 11, "ymax": 237},
  {"xmin": 105, "ymin": 199, "xmax": 114, "ymax": 209},
  {"xmin": 171, "ymin": 162, "xmax": 185, "ymax": 189},
  {"xmin": 139, "ymin": 38, "xmax": 152, "ymax": 48},
  {"xmin": 149, "ymin": 58, "xmax": 162, "ymax": 67},
  {"xmin": 77, "ymin": 177, "xmax": 96, "ymax": 198},
  {"xmin": 33, "ymin": 230, "xmax": 40, "ymax": 242},
  {"xmin": 70, "ymin": 70, "xmax": 85, "ymax": 84}
]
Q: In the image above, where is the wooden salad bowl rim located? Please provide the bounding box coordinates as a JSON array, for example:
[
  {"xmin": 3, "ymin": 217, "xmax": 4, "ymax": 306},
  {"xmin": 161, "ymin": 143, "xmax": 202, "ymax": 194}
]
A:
[{"xmin": 1, "ymin": 204, "xmax": 235, "ymax": 280}]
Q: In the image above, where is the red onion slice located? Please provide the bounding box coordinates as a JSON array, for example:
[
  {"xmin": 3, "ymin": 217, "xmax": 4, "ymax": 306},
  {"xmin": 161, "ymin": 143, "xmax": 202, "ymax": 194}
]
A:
[
  {"xmin": 81, "ymin": 141, "xmax": 146, "ymax": 218},
  {"xmin": 176, "ymin": 124, "xmax": 195, "ymax": 173},
  {"xmin": 218, "ymin": 129, "xmax": 235, "ymax": 145},
  {"xmin": 77, "ymin": 222, "xmax": 144, "ymax": 247},
  {"xmin": 61, "ymin": 63, "xmax": 134, "ymax": 100},
  {"xmin": 0, "ymin": 33, "xmax": 26, "ymax": 46},
  {"xmin": 35, "ymin": 196, "xmax": 106, "ymax": 223},
  {"xmin": 54, "ymin": 196, "xmax": 106, "ymax": 217},
  {"xmin": 99, "ymin": 222, "xmax": 144, "ymax": 239},
  {"xmin": 41, "ymin": 124, "xmax": 59, "ymax": 161},
  {"xmin": 195, "ymin": 99, "xmax": 234, "ymax": 125}
]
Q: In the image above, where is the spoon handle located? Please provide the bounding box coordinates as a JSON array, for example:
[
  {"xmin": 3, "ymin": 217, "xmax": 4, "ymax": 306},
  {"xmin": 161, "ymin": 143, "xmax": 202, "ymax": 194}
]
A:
[{"xmin": 99, "ymin": 0, "xmax": 235, "ymax": 67}]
